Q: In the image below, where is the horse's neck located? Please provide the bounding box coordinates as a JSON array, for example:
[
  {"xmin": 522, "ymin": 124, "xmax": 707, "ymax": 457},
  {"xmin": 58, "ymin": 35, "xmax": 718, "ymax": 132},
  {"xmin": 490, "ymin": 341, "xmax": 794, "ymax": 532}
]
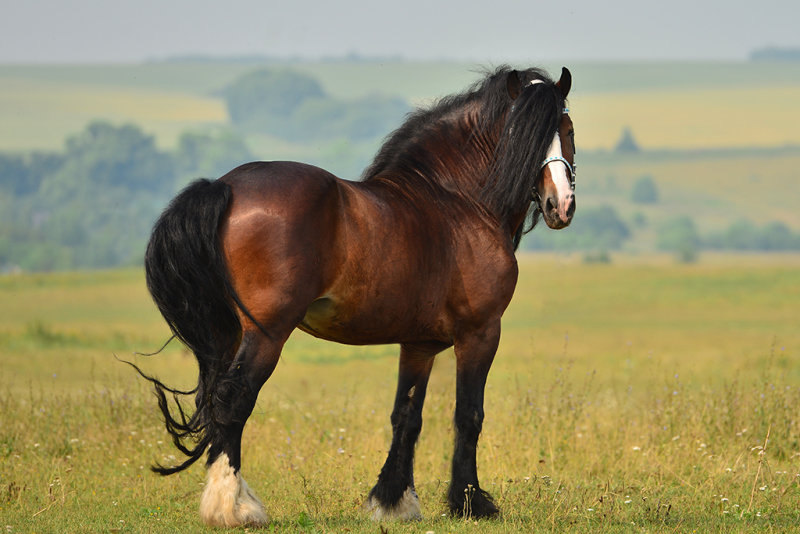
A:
[{"xmin": 408, "ymin": 115, "xmax": 499, "ymax": 196}]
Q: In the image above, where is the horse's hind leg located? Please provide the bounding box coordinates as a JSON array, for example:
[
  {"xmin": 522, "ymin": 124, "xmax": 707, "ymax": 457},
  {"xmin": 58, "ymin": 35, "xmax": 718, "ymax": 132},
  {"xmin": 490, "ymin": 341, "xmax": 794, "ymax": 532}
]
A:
[
  {"xmin": 199, "ymin": 329, "xmax": 282, "ymax": 527},
  {"xmin": 367, "ymin": 342, "xmax": 443, "ymax": 520}
]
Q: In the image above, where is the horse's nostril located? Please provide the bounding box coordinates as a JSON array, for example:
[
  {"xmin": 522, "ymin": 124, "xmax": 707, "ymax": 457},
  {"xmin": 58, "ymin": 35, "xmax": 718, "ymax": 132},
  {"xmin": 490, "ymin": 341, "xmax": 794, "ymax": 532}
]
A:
[
  {"xmin": 566, "ymin": 197, "xmax": 576, "ymax": 218},
  {"xmin": 546, "ymin": 197, "xmax": 557, "ymax": 214}
]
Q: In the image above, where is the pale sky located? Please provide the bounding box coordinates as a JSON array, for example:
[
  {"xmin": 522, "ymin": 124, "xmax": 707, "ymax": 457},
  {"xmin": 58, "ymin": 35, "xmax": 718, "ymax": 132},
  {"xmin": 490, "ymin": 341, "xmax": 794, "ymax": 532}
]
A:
[{"xmin": 1, "ymin": 0, "xmax": 798, "ymax": 63}]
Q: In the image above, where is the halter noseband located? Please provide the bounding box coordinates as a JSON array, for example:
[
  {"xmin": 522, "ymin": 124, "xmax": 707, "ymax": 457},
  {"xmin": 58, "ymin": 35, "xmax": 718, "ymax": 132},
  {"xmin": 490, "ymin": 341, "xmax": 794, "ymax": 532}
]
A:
[{"xmin": 541, "ymin": 150, "xmax": 576, "ymax": 191}]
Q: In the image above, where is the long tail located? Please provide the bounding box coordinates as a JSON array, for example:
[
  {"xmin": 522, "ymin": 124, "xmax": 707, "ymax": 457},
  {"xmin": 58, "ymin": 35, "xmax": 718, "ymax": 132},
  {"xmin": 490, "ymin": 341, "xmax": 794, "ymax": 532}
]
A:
[{"xmin": 138, "ymin": 178, "xmax": 241, "ymax": 475}]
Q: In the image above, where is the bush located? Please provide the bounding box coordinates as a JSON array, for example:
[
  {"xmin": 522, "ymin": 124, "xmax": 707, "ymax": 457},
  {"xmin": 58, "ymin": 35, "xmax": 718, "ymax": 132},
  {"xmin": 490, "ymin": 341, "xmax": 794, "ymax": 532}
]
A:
[
  {"xmin": 223, "ymin": 68, "xmax": 409, "ymax": 143},
  {"xmin": 614, "ymin": 127, "xmax": 640, "ymax": 153},
  {"xmin": 526, "ymin": 205, "xmax": 631, "ymax": 251},
  {"xmin": 706, "ymin": 219, "xmax": 800, "ymax": 251},
  {"xmin": 657, "ymin": 216, "xmax": 699, "ymax": 263},
  {"xmin": 175, "ymin": 130, "xmax": 252, "ymax": 183},
  {"xmin": 223, "ymin": 69, "xmax": 326, "ymax": 127},
  {"xmin": 630, "ymin": 175, "xmax": 659, "ymax": 204}
]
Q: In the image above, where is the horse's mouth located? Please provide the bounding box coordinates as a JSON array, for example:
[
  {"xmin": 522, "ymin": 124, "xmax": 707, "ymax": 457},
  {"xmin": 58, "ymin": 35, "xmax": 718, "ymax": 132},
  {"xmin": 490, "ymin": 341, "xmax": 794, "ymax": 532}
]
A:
[{"xmin": 542, "ymin": 195, "xmax": 575, "ymax": 230}]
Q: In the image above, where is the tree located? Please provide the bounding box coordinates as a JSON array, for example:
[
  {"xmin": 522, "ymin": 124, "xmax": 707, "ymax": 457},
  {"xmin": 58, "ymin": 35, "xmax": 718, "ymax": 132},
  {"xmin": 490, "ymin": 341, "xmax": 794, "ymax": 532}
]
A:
[
  {"xmin": 222, "ymin": 68, "xmax": 409, "ymax": 143},
  {"xmin": 291, "ymin": 94, "xmax": 409, "ymax": 142},
  {"xmin": 18, "ymin": 121, "xmax": 177, "ymax": 270},
  {"xmin": 706, "ymin": 219, "xmax": 800, "ymax": 251},
  {"xmin": 223, "ymin": 69, "xmax": 326, "ymax": 130},
  {"xmin": 175, "ymin": 130, "xmax": 253, "ymax": 183},
  {"xmin": 0, "ymin": 152, "xmax": 62, "ymax": 196},
  {"xmin": 657, "ymin": 216, "xmax": 699, "ymax": 262},
  {"xmin": 44, "ymin": 121, "xmax": 174, "ymax": 197},
  {"xmin": 759, "ymin": 221, "xmax": 800, "ymax": 250},
  {"xmin": 615, "ymin": 127, "xmax": 640, "ymax": 153},
  {"xmin": 526, "ymin": 205, "xmax": 631, "ymax": 251},
  {"xmin": 631, "ymin": 175, "xmax": 659, "ymax": 204}
]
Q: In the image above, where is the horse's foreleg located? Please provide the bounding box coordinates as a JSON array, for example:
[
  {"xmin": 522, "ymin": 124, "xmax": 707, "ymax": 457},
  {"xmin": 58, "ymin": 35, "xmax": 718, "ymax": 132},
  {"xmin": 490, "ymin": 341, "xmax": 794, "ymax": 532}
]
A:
[
  {"xmin": 367, "ymin": 343, "xmax": 442, "ymax": 520},
  {"xmin": 199, "ymin": 330, "xmax": 281, "ymax": 527},
  {"xmin": 448, "ymin": 323, "xmax": 501, "ymax": 518}
]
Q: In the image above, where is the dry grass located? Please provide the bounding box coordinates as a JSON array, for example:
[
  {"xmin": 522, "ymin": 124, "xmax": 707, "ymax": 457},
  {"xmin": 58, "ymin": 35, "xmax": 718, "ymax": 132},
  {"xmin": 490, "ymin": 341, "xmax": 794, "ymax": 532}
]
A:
[
  {"xmin": 1, "ymin": 257, "xmax": 799, "ymax": 532},
  {"xmin": 572, "ymin": 85, "xmax": 800, "ymax": 150}
]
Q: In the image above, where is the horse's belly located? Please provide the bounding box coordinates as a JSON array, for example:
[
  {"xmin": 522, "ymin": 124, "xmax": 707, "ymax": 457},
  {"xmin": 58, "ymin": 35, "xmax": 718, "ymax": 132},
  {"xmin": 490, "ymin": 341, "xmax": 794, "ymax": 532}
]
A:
[{"xmin": 297, "ymin": 295, "xmax": 433, "ymax": 345}]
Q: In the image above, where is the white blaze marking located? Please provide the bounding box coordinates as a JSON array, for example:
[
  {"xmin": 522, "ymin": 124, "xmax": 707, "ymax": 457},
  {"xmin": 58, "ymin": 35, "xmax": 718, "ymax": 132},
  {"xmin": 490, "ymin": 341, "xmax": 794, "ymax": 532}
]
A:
[{"xmin": 544, "ymin": 132, "xmax": 573, "ymax": 202}]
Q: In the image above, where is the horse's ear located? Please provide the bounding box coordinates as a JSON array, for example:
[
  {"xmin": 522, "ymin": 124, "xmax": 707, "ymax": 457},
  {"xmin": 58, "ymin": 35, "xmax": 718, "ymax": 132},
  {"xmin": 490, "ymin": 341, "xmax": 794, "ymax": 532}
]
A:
[
  {"xmin": 506, "ymin": 70, "xmax": 522, "ymax": 100},
  {"xmin": 556, "ymin": 67, "xmax": 572, "ymax": 98}
]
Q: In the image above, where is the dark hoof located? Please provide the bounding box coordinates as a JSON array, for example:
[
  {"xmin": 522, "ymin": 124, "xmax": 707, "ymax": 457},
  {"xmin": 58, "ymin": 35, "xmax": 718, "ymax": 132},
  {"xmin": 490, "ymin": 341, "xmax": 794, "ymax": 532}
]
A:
[{"xmin": 448, "ymin": 486, "xmax": 499, "ymax": 519}]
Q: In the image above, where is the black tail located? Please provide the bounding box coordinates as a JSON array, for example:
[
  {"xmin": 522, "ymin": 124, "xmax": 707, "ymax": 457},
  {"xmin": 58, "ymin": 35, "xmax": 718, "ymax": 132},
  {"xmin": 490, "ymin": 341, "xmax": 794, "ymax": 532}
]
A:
[{"xmin": 138, "ymin": 178, "xmax": 241, "ymax": 475}]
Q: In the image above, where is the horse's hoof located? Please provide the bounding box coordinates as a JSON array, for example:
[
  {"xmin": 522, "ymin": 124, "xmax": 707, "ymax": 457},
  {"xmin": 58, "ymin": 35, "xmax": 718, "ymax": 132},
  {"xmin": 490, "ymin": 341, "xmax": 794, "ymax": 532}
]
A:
[
  {"xmin": 200, "ymin": 453, "xmax": 269, "ymax": 527},
  {"xmin": 365, "ymin": 486, "xmax": 422, "ymax": 521},
  {"xmin": 448, "ymin": 486, "xmax": 499, "ymax": 519}
]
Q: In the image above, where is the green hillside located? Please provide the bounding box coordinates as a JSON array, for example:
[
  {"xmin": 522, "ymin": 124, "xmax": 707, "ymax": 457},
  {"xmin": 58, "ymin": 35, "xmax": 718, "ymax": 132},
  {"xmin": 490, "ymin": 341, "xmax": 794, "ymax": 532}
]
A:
[
  {"xmin": 3, "ymin": 60, "xmax": 799, "ymax": 151},
  {"xmin": 1, "ymin": 60, "xmax": 799, "ymax": 271}
]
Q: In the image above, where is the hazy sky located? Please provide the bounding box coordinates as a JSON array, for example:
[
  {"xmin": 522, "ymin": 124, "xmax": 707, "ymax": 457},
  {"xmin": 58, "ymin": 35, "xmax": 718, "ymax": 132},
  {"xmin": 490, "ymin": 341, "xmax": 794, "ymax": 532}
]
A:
[{"xmin": 2, "ymin": 0, "xmax": 798, "ymax": 63}]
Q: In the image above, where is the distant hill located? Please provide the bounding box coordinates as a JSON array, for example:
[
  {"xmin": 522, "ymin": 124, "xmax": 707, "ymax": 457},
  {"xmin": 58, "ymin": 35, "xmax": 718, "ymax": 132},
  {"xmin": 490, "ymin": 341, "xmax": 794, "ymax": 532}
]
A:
[{"xmin": 750, "ymin": 47, "xmax": 800, "ymax": 62}]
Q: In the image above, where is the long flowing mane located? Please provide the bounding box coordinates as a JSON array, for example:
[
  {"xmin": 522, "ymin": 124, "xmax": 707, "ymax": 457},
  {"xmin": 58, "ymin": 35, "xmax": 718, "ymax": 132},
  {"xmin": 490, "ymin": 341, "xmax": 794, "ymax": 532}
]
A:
[{"xmin": 362, "ymin": 66, "xmax": 565, "ymax": 234}]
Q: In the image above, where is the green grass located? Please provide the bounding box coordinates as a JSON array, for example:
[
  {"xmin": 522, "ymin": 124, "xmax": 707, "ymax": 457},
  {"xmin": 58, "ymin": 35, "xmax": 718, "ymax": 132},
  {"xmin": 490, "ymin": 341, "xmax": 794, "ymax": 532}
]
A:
[{"xmin": 1, "ymin": 256, "xmax": 799, "ymax": 532}]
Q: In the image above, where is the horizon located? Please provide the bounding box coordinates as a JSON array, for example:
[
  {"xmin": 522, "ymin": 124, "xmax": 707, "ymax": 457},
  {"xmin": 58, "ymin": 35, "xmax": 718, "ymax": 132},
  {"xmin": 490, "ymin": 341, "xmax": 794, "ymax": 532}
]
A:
[{"xmin": 2, "ymin": 0, "xmax": 799, "ymax": 64}]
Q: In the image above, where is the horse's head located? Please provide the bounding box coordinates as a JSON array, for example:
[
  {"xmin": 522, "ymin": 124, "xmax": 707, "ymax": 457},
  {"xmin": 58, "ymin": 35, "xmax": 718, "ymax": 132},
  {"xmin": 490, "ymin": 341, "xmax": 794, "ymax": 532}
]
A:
[{"xmin": 534, "ymin": 67, "xmax": 576, "ymax": 230}]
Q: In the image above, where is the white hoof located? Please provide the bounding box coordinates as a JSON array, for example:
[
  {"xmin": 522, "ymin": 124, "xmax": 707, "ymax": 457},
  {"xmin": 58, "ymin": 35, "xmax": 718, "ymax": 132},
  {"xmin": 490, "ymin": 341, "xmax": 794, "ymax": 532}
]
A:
[
  {"xmin": 199, "ymin": 453, "xmax": 269, "ymax": 527},
  {"xmin": 366, "ymin": 486, "xmax": 422, "ymax": 520}
]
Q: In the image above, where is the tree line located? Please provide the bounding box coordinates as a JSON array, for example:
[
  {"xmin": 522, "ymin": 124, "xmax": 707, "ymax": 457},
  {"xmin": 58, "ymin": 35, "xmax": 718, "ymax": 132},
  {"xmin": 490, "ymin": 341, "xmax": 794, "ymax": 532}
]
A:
[
  {"xmin": 0, "ymin": 68, "xmax": 412, "ymax": 272},
  {"xmin": 0, "ymin": 123, "xmax": 253, "ymax": 271},
  {"xmin": 524, "ymin": 176, "xmax": 800, "ymax": 262}
]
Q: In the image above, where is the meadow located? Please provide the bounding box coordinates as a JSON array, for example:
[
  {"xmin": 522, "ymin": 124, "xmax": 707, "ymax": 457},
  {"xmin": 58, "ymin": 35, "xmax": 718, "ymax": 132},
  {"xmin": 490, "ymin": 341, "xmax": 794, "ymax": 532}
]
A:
[
  {"xmin": 2, "ymin": 255, "xmax": 799, "ymax": 532},
  {"xmin": 2, "ymin": 58, "xmax": 799, "ymax": 532}
]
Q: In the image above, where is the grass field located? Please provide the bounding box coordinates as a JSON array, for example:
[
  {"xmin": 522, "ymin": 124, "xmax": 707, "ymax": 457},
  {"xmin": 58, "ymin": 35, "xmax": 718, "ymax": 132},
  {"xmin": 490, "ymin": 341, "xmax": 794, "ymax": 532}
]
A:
[
  {"xmin": 2, "ymin": 255, "xmax": 799, "ymax": 532},
  {"xmin": 0, "ymin": 75, "xmax": 227, "ymax": 152}
]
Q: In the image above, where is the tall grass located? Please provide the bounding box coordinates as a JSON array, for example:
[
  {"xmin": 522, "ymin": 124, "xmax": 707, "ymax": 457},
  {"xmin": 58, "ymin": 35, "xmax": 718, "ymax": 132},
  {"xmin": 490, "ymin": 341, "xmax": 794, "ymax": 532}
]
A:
[{"xmin": 1, "ymin": 257, "xmax": 799, "ymax": 531}]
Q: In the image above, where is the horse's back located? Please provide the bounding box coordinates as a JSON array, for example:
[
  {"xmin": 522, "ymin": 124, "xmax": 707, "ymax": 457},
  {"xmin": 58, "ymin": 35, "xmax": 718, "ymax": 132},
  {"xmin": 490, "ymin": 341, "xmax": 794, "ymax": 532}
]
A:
[{"xmin": 221, "ymin": 161, "xmax": 340, "ymax": 205}]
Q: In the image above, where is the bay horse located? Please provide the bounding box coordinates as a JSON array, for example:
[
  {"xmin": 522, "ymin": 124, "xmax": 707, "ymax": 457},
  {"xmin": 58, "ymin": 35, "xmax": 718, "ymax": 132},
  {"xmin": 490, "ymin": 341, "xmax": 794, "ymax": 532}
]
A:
[{"xmin": 138, "ymin": 66, "xmax": 576, "ymax": 527}]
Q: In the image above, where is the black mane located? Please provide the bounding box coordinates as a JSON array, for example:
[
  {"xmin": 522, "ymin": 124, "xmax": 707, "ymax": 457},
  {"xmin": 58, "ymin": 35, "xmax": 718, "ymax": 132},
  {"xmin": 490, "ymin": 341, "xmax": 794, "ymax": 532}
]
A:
[{"xmin": 362, "ymin": 66, "xmax": 564, "ymax": 237}]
